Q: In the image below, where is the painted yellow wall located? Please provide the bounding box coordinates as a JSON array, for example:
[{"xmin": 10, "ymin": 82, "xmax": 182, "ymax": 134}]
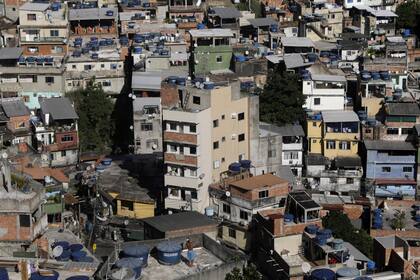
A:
[
  {"xmin": 210, "ymin": 86, "xmax": 249, "ymax": 181},
  {"xmin": 308, "ymin": 138, "xmax": 322, "ymax": 154},
  {"xmin": 116, "ymin": 200, "xmax": 155, "ymax": 219},
  {"xmin": 108, "ymin": 192, "xmax": 119, "ymax": 199},
  {"xmin": 323, "ymin": 139, "xmax": 359, "ymax": 159},
  {"xmin": 307, "ymin": 120, "xmax": 322, "ymax": 138},
  {"xmin": 222, "ymin": 225, "xmax": 248, "ymax": 251}
]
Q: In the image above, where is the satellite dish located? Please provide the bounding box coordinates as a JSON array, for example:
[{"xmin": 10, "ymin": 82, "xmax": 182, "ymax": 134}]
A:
[
  {"xmin": 195, "ymin": 81, "xmax": 201, "ymax": 88},
  {"xmin": 2, "ymin": 152, "xmax": 7, "ymax": 159},
  {"xmin": 225, "ymin": 191, "xmax": 231, "ymax": 197},
  {"xmin": 152, "ymin": 144, "xmax": 157, "ymax": 150},
  {"xmin": 301, "ymin": 262, "xmax": 311, "ymax": 273},
  {"xmin": 52, "ymin": 245, "xmax": 63, "ymax": 258},
  {"xmin": 128, "ymin": 93, "xmax": 133, "ymax": 98}
]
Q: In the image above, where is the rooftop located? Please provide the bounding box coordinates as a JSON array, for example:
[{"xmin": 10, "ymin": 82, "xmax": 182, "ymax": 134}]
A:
[
  {"xmin": 69, "ymin": 7, "xmax": 118, "ymax": 21},
  {"xmin": 259, "ymin": 122, "xmax": 304, "ymax": 137},
  {"xmin": 229, "ymin": 174, "xmax": 289, "ymax": 191},
  {"xmin": 386, "ymin": 102, "xmax": 420, "ymax": 116},
  {"xmin": 364, "ymin": 140, "xmax": 415, "ymax": 151},
  {"xmin": 0, "ymin": 47, "xmax": 23, "ymax": 60},
  {"xmin": 142, "ymin": 211, "xmax": 218, "ymax": 233},
  {"xmin": 209, "ymin": 7, "xmax": 241, "ymax": 19},
  {"xmin": 19, "ymin": 2, "xmax": 49, "ymax": 11},
  {"xmin": 377, "ymin": 201, "xmax": 420, "ymax": 232},
  {"xmin": 2, "ymin": 100, "xmax": 30, "ymax": 117},
  {"xmin": 132, "ymin": 71, "xmax": 163, "ymax": 91},
  {"xmin": 39, "ymin": 97, "xmax": 78, "ymax": 121},
  {"xmin": 281, "ymin": 37, "xmax": 315, "ymax": 48},
  {"xmin": 289, "ymin": 191, "xmax": 321, "ymax": 210},
  {"xmin": 311, "ymin": 74, "xmax": 346, "ymax": 83},
  {"xmin": 247, "ymin": 17, "xmax": 277, "ymax": 28},
  {"xmin": 334, "ymin": 156, "xmax": 362, "ymax": 168},
  {"xmin": 283, "ymin": 53, "xmax": 314, "ymax": 69},
  {"xmin": 189, "ymin": 28, "xmax": 234, "ymax": 38},
  {"xmin": 322, "ymin": 110, "xmax": 359, "ymax": 123}
]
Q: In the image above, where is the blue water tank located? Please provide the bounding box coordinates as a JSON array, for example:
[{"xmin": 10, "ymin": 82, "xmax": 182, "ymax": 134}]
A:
[
  {"xmin": 270, "ymin": 24, "xmax": 278, "ymax": 32},
  {"xmin": 156, "ymin": 242, "xmax": 182, "ymax": 265},
  {"xmin": 371, "ymin": 72, "xmax": 380, "ymax": 80},
  {"xmin": 403, "ymin": 29, "xmax": 411, "ymax": 37},
  {"xmin": 122, "ymin": 245, "xmax": 150, "ymax": 267},
  {"xmin": 307, "ymin": 53, "xmax": 318, "ymax": 62},
  {"xmin": 133, "ymin": 47, "xmax": 143, "ymax": 55},
  {"xmin": 120, "ymin": 36, "xmax": 129, "ymax": 45},
  {"xmin": 0, "ymin": 268, "xmax": 8, "ymax": 280},
  {"xmin": 305, "ymin": 224, "xmax": 318, "ymax": 234},
  {"xmin": 115, "ymin": 258, "xmax": 142, "ymax": 278},
  {"xmin": 203, "ymin": 82, "xmax": 215, "ymax": 90},
  {"xmin": 26, "ymin": 57, "xmax": 36, "ymax": 63},
  {"xmin": 415, "ymin": 215, "xmax": 420, "ymax": 222},
  {"xmin": 235, "ymin": 55, "xmax": 246, "ymax": 62},
  {"xmin": 106, "ymin": 38, "xmax": 114, "ymax": 45},
  {"xmin": 91, "ymin": 53, "xmax": 99, "ymax": 59},
  {"xmin": 102, "ymin": 158, "xmax": 112, "ymax": 166},
  {"xmin": 166, "ymin": 76, "xmax": 178, "ymax": 84},
  {"xmin": 51, "ymin": 3, "xmax": 61, "ymax": 11},
  {"xmin": 176, "ymin": 77, "xmax": 186, "ymax": 86},
  {"xmin": 229, "ymin": 162, "xmax": 242, "ymax": 173},
  {"xmin": 30, "ymin": 271, "xmax": 59, "ymax": 280},
  {"xmin": 197, "ymin": 23, "xmax": 205, "ymax": 29},
  {"xmin": 106, "ymin": 10, "xmax": 114, "ymax": 16},
  {"xmin": 239, "ymin": 160, "xmax": 251, "ymax": 169},
  {"xmin": 336, "ymin": 267, "xmax": 360, "ymax": 278},
  {"xmin": 90, "ymin": 37, "xmax": 98, "ymax": 42},
  {"xmin": 99, "ymin": 40, "xmax": 107, "ymax": 46},
  {"xmin": 53, "ymin": 241, "xmax": 70, "ymax": 250},
  {"xmin": 205, "ymin": 207, "xmax": 214, "ymax": 217},
  {"xmin": 45, "ymin": 57, "xmax": 54, "ymax": 63},
  {"xmin": 71, "ymin": 251, "xmax": 87, "ymax": 261},
  {"xmin": 311, "ymin": 268, "xmax": 335, "ymax": 280},
  {"xmin": 96, "ymin": 164, "xmax": 107, "ymax": 172},
  {"xmin": 367, "ymin": 261, "xmax": 376, "ymax": 270},
  {"xmin": 70, "ymin": 244, "xmax": 84, "ymax": 252},
  {"xmin": 361, "ymin": 72, "xmax": 371, "ymax": 81},
  {"xmin": 380, "ymin": 71, "xmax": 390, "ymax": 80},
  {"xmin": 66, "ymin": 276, "xmax": 89, "ymax": 280},
  {"xmin": 284, "ymin": 214, "xmax": 294, "ymax": 223},
  {"xmin": 331, "ymin": 239, "xmax": 344, "ymax": 250},
  {"xmin": 315, "ymin": 235, "xmax": 327, "ymax": 245},
  {"xmin": 72, "ymin": 51, "xmax": 82, "ymax": 57},
  {"xmin": 56, "ymin": 250, "xmax": 71, "ymax": 261},
  {"xmin": 317, "ymin": 228, "xmax": 332, "ymax": 239}
]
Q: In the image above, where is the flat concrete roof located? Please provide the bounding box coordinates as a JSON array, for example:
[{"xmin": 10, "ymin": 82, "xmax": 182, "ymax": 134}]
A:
[{"xmin": 189, "ymin": 28, "xmax": 234, "ymax": 38}]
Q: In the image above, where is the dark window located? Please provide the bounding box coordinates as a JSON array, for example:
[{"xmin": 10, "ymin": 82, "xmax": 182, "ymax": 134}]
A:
[
  {"xmin": 402, "ymin": 128, "xmax": 412, "ymax": 135},
  {"xmin": 169, "ymin": 123, "xmax": 177, "ymax": 130},
  {"xmin": 84, "ymin": 65, "xmax": 92, "ymax": 71},
  {"xmin": 279, "ymin": 197, "xmax": 286, "ymax": 207},
  {"xmin": 403, "ymin": 166, "xmax": 412, "ymax": 172},
  {"xmin": 213, "ymin": 141, "xmax": 219, "ymax": 149},
  {"xmin": 238, "ymin": 112, "xmax": 245, "ymax": 120},
  {"xmin": 339, "ymin": 141, "xmax": 350, "ymax": 150},
  {"xmin": 326, "ymin": 140, "xmax": 336, "ymax": 149},
  {"xmin": 382, "ymin": 167, "xmax": 391, "ymax": 173},
  {"xmin": 213, "ymin": 119, "xmax": 219, "ymax": 128},
  {"xmin": 190, "ymin": 190, "xmax": 197, "ymax": 200},
  {"xmin": 45, "ymin": 76, "xmax": 54, "ymax": 84},
  {"xmin": 387, "ymin": 128, "xmax": 399, "ymax": 135},
  {"xmin": 121, "ymin": 200, "xmax": 134, "ymax": 211},
  {"xmin": 259, "ymin": 190, "xmax": 268, "ymax": 199},
  {"xmin": 240, "ymin": 210, "xmax": 248, "ymax": 220},
  {"xmin": 189, "ymin": 146, "xmax": 197, "ymax": 154},
  {"xmin": 314, "ymin": 98, "xmax": 321, "ymax": 105},
  {"xmin": 238, "ymin": 133, "xmax": 245, "ymax": 142},
  {"xmin": 189, "ymin": 124, "xmax": 196, "ymax": 133},
  {"xmin": 19, "ymin": 215, "xmax": 30, "ymax": 227},
  {"xmin": 141, "ymin": 123, "xmax": 153, "ymax": 131},
  {"xmin": 61, "ymin": 150, "xmax": 66, "ymax": 157},
  {"xmin": 193, "ymin": 96, "xmax": 200, "ymax": 104},
  {"xmin": 216, "ymin": 56, "xmax": 223, "ymax": 63},
  {"xmin": 346, "ymin": 178, "xmax": 354, "ymax": 184},
  {"xmin": 312, "ymin": 122, "xmax": 317, "ymax": 127},
  {"xmin": 27, "ymin": 14, "xmax": 36, "ymax": 21},
  {"xmin": 228, "ymin": 228, "xmax": 236, "ymax": 238},
  {"xmin": 223, "ymin": 204, "xmax": 231, "ymax": 214},
  {"xmin": 50, "ymin": 30, "xmax": 59, "ymax": 37},
  {"xmin": 221, "ymin": 114, "xmax": 225, "ymax": 120},
  {"xmin": 61, "ymin": 135, "xmax": 73, "ymax": 142}
]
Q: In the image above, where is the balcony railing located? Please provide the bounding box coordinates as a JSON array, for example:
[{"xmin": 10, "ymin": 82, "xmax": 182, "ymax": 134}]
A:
[
  {"xmin": 20, "ymin": 36, "xmax": 66, "ymax": 43},
  {"xmin": 307, "ymin": 169, "xmax": 363, "ymax": 178},
  {"xmin": 164, "ymin": 173, "xmax": 201, "ymax": 188}
]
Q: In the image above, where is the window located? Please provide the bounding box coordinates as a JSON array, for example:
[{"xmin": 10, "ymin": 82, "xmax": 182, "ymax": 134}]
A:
[
  {"xmin": 314, "ymin": 98, "xmax": 321, "ymax": 105},
  {"xmin": 213, "ymin": 160, "xmax": 220, "ymax": 169},
  {"xmin": 189, "ymin": 124, "xmax": 196, "ymax": 133},
  {"xmin": 189, "ymin": 146, "xmax": 196, "ymax": 155},
  {"xmin": 19, "ymin": 215, "xmax": 30, "ymax": 227},
  {"xmin": 221, "ymin": 157, "xmax": 225, "ymax": 162},
  {"xmin": 193, "ymin": 96, "xmax": 200, "ymax": 104},
  {"xmin": 45, "ymin": 77, "xmax": 54, "ymax": 84},
  {"xmin": 169, "ymin": 123, "xmax": 177, "ymax": 131},
  {"xmin": 326, "ymin": 140, "xmax": 336, "ymax": 149},
  {"xmin": 268, "ymin": 148, "xmax": 276, "ymax": 158},
  {"xmin": 16, "ymin": 121, "xmax": 25, "ymax": 129},
  {"xmin": 346, "ymin": 178, "xmax": 354, "ymax": 184},
  {"xmin": 51, "ymin": 46, "xmax": 63, "ymax": 53},
  {"xmin": 240, "ymin": 210, "xmax": 248, "ymax": 220},
  {"xmin": 223, "ymin": 204, "xmax": 231, "ymax": 214},
  {"xmin": 213, "ymin": 141, "xmax": 219, "ymax": 149},
  {"xmin": 190, "ymin": 190, "xmax": 197, "ymax": 200},
  {"xmin": 382, "ymin": 167, "xmax": 391, "ymax": 173},
  {"xmin": 28, "ymin": 46, "xmax": 39, "ymax": 53},
  {"xmin": 84, "ymin": 65, "xmax": 92, "ymax": 71},
  {"xmin": 121, "ymin": 200, "xmax": 134, "ymax": 211},
  {"xmin": 330, "ymin": 177, "xmax": 337, "ymax": 183},
  {"xmin": 168, "ymin": 144, "xmax": 177, "ymax": 152},
  {"xmin": 221, "ymin": 136, "xmax": 226, "ymax": 142},
  {"xmin": 61, "ymin": 135, "xmax": 73, "ymax": 142},
  {"xmin": 141, "ymin": 123, "xmax": 153, "ymax": 131},
  {"xmin": 339, "ymin": 141, "xmax": 350, "ymax": 150},
  {"xmin": 101, "ymin": 64, "xmax": 105, "ymax": 68},
  {"xmin": 213, "ymin": 119, "xmax": 219, "ymax": 128},
  {"xmin": 312, "ymin": 139, "xmax": 317, "ymax": 143},
  {"xmin": 170, "ymin": 188, "xmax": 179, "ymax": 197},
  {"xmin": 221, "ymin": 114, "xmax": 225, "ymax": 120},
  {"xmin": 238, "ymin": 112, "xmax": 245, "ymax": 120},
  {"xmin": 312, "ymin": 122, "xmax": 317, "ymax": 127},
  {"xmin": 27, "ymin": 14, "xmax": 36, "ymax": 21},
  {"xmin": 284, "ymin": 152, "xmax": 298, "ymax": 160},
  {"xmin": 403, "ymin": 166, "xmax": 412, "ymax": 172},
  {"xmin": 102, "ymin": 81, "xmax": 111, "ymax": 87},
  {"xmin": 259, "ymin": 190, "xmax": 268, "ymax": 199},
  {"xmin": 216, "ymin": 55, "xmax": 223, "ymax": 63},
  {"xmin": 147, "ymin": 139, "xmax": 158, "ymax": 149},
  {"xmin": 387, "ymin": 128, "xmax": 399, "ymax": 135},
  {"xmin": 228, "ymin": 228, "xmax": 236, "ymax": 238},
  {"xmin": 50, "ymin": 30, "xmax": 59, "ymax": 37},
  {"xmin": 61, "ymin": 151, "xmax": 66, "ymax": 157},
  {"xmin": 402, "ymin": 128, "xmax": 412, "ymax": 135},
  {"xmin": 238, "ymin": 133, "xmax": 245, "ymax": 142}
]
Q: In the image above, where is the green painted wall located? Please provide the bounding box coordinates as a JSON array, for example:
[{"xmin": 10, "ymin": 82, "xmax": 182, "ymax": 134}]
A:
[{"xmin": 192, "ymin": 45, "xmax": 232, "ymax": 75}]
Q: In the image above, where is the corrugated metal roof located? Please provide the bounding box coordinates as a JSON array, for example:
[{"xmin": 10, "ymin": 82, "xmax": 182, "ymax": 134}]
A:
[
  {"xmin": 387, "ymin": 102, "xmax": 420, "ymax": 116},
  {"xmin": 0, "ymin": 47, "xmax": 23, "ymax": 60},
  {"xmin": 322, "ymin": 110, "xmax": 359, "ymax": 122},
  {"xmin": 281, "ymin": 37, "xmax": 315, "ymax": 48},
  {"xmin": 40, "ymin": 97, "xmax": 78, "ymax": 120},
  {"xmin": 247, "ymin": 17, "xmax": 277, "ymax": 27},
  {"xmin": 2, "ymin": 100, "xmax": 29, "ymax": 117},
  {"xmin": 210, "ymin": 7, "xmax": 241, "ymax": 19},
  {"xmin": 364, "ymin": 140, "xmax": 415, "ymax": 151},
  {"xmin": 284, "ymin": 53, "xmax": 313, "ymax": 69},
  {"xmin": 132, "ymin": 71, "xmax": 163, "ymax": 91},
  {"xmin": 69, "ymin": 7, "xmax": 118, "ymax": 21}
]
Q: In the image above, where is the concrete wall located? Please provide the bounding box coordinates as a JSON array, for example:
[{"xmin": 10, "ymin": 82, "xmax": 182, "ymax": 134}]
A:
[
  {"xmin": 192, "ymin": 45, "xmax": 232, "ymax": 75},
  {"xmin": 366, "ymin": 150, "xmax": 415, "ymax": 179},
  {"xmin": 274, "ymin": 234, "xmax": 301, "ymax": 255}
]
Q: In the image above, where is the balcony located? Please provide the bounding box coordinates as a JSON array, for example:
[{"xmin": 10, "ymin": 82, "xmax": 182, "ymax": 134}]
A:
[
  {"xmin": 307, "ymin": 169, "xmax": 363, "ymax": 178},
  {"xmin": 164, "ymin": 174, "xmax": 201, "ymax": 188},
  {"xmin": 20, "ymin": 36, "xmax": 67, "ymax": 43},
  {"xmin": 164, "ymin": 131, "xmax": 197, "ymax": 145},
  {"xmin": 282, "ymin": 143, "xmax": 303, "ymax": 151},
  {"xmin": 164, "ymin": 152, "xmax": 197, "ymax": 166},
  {"xmin": 164, "ymin": 197, "xmax": 201, "ymax": 211}
]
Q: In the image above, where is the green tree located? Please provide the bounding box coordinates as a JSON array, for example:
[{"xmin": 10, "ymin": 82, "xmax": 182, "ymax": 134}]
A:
[
  {"xmin": 225, "ymin": 264, "xmax": 261, "ymax": 280},
  {"xmin": 259, "ymin": 68, "xmax": 305, "ymax": 126},
  {"xmin": 390, "ymin": 209, "xmax": 406, "ymax": 230},
  {"xmin": 66, "ymin": 80, "xmax": 115, "ymax": 153},
  {"xmin": 322, "ymin": 211, "xmax": 373, "ymax": 259},
  {"xmin": 396, "ymin": 0, "xmax": 420, "ymax": 36}
]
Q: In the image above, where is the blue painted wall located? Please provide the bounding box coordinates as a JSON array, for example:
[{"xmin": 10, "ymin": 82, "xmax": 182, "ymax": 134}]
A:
[
  {"xmin": 20, "ymin": 92, "xmax": 63, "ymax": 110},
  {"xmin": 366, "ymin": 150, "xmax": 415, "ymax": 180}
]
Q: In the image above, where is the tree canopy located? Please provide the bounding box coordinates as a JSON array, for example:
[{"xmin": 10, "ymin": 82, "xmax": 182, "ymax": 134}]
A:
[
  {"xmin": 322, "ymin": 211, "xmax": 373, "ymax": 259},
  {"xmin": 66, "ymin": 80, "xmax": 115, "ymax": 153},
  {"xmin": 396, "ymin": 0, "xmax": 420, "ymax": 37},
  {"xmin": 225, "ymin": 264, "xmax": 261, "ymax": 280},
  {"xmin": 259, "ymin": 68, "xmax": 305, "ymax": 126}
]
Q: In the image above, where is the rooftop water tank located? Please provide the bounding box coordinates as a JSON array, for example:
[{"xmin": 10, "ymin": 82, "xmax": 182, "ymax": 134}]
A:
[
  {"xmin": 403, "ymin": 29, "xmax": 411, "ymax": 37},
  {"xmin": 50, "ymin": 3, "xmax": 61, "ymax": 11},
  {"xmin": 415, "ymin": 215, "xmax": 420, "ymax": 222},
  {"xmin": 66, "ymin": 276, "xmax": 89, "ymax": 280},
  {"xmin": 197, "ymin": 23, "xmax": 205, "ymax": 30},
  {"xmin": 99, "ymin": 40, "xmax": 107, "ymax": 46},
  {"xmin": 102, "ymin": 158, "xmax": 112, "ymax": 166},
  {"xmin": 176, "ymin": 77, "xmax": 186, "ymax": 86},
  {"xmin": 371, "ymin": 72, "xmax": 380, "ymax": 80},
  {"xmin": 0, "ymin": 268, "xmax": 8, "ymax": 280},
  {"xmin": 316, "ymin": 228, "xmax": 332, "ymax": 239},
  {"xmin": 235, "ymin": 55, "xmax": 246, "ymax": 62},
  {"xmin": 106, "ymin": 38, "xmax": 114, "ymax": 45},
  {"xmin": 311, "ymin": 268, "xmax": 335, "ymax": 280},
  {"xmin": 26, "ymin": 57, "xmax": 36, "ymax": 63},
  {"xmin": 284, "ymin": 214, "xmax": 294, "ymax": 223},
  {"xmin": 361, "ymin": 72, "xmax": 371, "ymax": 81},
  {"xmin": 380, "ymin": 71, "xmax": 390, "ymax": 80},
  {"xmin": 91, "ymin": 53, "xmax": 99, "ymax": 59},
  {"xmin": 56, "ymin": 250, "xmax": 71, "ymax": 261},
  {"xmin": 239, "ymin": 160, "xmax": 251, "ymax": 169},
  {"xmin": 367, "ymin": 261, "xmax": 376, "ymax": 271},
  {"xmin": 331, "ymin": 239, "xmax": 344, "ymax": 250},
  {"xmin": 305, "ymin": 224, "xmax": 318, "ymax": 234},
  {"xmin": 53, "ymin": 241, "xmax": 70, "ymax": 250},
  {"xmin": 90, "ymin": 37, "xmax": 98, "ymax": 42},
  {"xmin": 122, "ymin": 245, "xmax": 150, "ymax": 267},
  {"xmin": 156, "ymin": 241, "xmax": 182, "ymax": 265},
  {"xmin": 70, "ymin": 244, "xmax": 84, "ymax": 252},
  {"xmin": 106, "ymin": 10, "xmax": 114, "ymax": 16},
  {"xmin": 120, "ymin": 37, "xmax": 129, "ymax": 46},
  {"xmin": 307, "ymin": 53, "xmax": 318, "ymax": 62},
  {"xmin": 45, "ymin": 57, "xmax": 54, "ymax": 63},
  {"xmin": 203, "ymin": 82, "xmax": 215, "ymax": 90},
  {"xmin": 315, "ymin": 235, "xmax": 327, "ymax": 246},
  {"xmin": 96, "ymin": 164, "xmax": 107, "ymax": 172},
  {"xmin": 205, "ymin": 207, "xmax": 214, "ymax": 217},
  {"xmin": 336, "ymin": 267, "xmax": 360, "ymax": 278},
  {"xmin": 30, "ymin": 271, "xmax": 59, "ymax": 280},
  {"xmin": 71, "ymin": 251, "xmax": 87, "ymax": 262},
  {"xmin": 229, "ymin": 162, "xmax": 242, "ymax": 173},
  {"xmin": 115, "ymin": 258, "xmax": 142, "ymax": 278},
  {"xmin": 110, "ymin": 267, "xmax": 136, "ymax": 280},
  {"xmin": 166, "ymin": 76, "xmax": 178, "ymax": 84}
]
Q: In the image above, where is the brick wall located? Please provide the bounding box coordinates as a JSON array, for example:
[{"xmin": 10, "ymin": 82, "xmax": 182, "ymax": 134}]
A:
[
  {"xmin": 161, "ymin": 83, "xmax": 180, "ymax": 107},
  {"xmin": 0, "ymin": 213, "xmax": 32, "ymax": 241},
  {"xmin": 55, "ymin": 130, "xmax": 79, "ymax": 149},
  {"xmin": 164, "ymin": 131, "xmax": 197, "ymax": 144},
  {"xmin": 7, "ymin": 115, "xmax": 30, "ymax": 133},
  {"xmin": 371, "ymin": 229, "xmax": 420, "ymax": 239},
  {"xmin": 164, "ymin": 153, "xmax": 197, "ymax": 166},
  {"xmin": 22, "ymin": 44, "xmax": 67, "ymax": 56}
]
